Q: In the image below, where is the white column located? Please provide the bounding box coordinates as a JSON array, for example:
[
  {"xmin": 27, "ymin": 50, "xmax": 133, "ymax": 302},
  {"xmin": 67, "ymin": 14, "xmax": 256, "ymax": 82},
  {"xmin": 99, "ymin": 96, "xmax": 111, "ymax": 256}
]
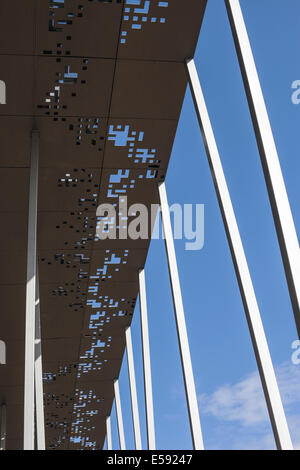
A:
[
  {"xmin": 114, "ymin": 379, "xmax": 126, "ymax": 450},
  {"xmin": 225, "ymin": 0, "xmax": 300, "ymax": 339},
  {"xmin": 106, "ymin": 416, "xmax": 112, "ymax": 450},
  {"xmin": 186, "ymin": 58, "xmax": 293, "ymax": 450},
  {"xmin": 139, "ymin": 269, "xmax": 156, "ymax": 450},
  {"xmin": 158, "ymin": 182, "xmax": 204, "ymax": 450},
  {"xmin": 35, "ymin": 267, "xmax": 45, "ymax": 450},
  {"xmin": 24, "ymin": 130, "xmax": 39, "ymax": 450},
  {"xmin": 0, "ymin": 404, "xmax": 6, "ymax": 451},
  {"xmin": 125, "ymin": 326, "xmax": 142, "ymax": 450}
]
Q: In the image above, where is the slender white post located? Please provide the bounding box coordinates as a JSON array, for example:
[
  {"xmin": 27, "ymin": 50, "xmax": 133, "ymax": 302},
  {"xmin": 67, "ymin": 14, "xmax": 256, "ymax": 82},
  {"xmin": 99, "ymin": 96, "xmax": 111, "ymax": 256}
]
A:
[
  {"xmin": 186, "ymin": 58, "xmax": 293, "ymax": 450},
  {"xmin": 24, "ymin": 130, "xmax": 39, "ymax": 450},
  {"xmin": 106, "ymin": 416, "xmax": 112, "ymax": 450},
  {"xmin": 125, "ymin": 326, "xmax": 142, "ymax": 450},
  {"xmin": 139, "ymin": 269, "xmax": 156, "ymax": 450},
  {"xmin": 225, "ymin": 0, "xmax": 300, "ymax": 339},
  {"xmin": 113, "ymin": 379, "xmax": 126, "ymax": 450},
  {"xmin": 158, "ymin": 182, "xmax": 204, "ymax": 450},
  {"xmin": 35, "ymin": 268, "xmax": 45, "ymax": 450},
  {"xmin": 0, "ymin": 404, "xmax": 6, "ymax": 451},
  {"xmin": 0, "ymin": 341, "xmax": 5, "ymax": 365}
]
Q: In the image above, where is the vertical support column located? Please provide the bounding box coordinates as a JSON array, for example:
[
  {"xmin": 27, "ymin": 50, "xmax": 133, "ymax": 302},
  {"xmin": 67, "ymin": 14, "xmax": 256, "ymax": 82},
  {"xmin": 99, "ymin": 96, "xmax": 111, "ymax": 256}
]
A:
[
  {"xmin": 0, "ymin": 404, "xmax": 6, "ymax": 451},
  {"xmin": 125, "ymin": 326, "xmax": 142, "ymax": 450},
  {"xmin": 225, "ymin": 0, "xmax": 300, "ymax": 338},
  {"xmin": 139, "ymin": 269, "xmax": 156, "ymax": 450},
  {"xmin": 186, "ymin": 58, "xmax": 293, "ymax": 450},
  {"xmin": 0, "ymin": 341, "xmax": 5, "ymax": 365},
  {"xmin": 106, "ymin": 416, "xmax": 112, "ymax": 451},
  {"xmin": 35, "ymin": 268, "xmax": 45, "ymax": 450},
  {"xmin": 158, "ymin": 182, "xmax": 204, "ymax": 450},
  {"xmin": 24, "ymin": 130, "xmax": 39, "ymax": 450},
  {"xmin": 113, "ymin": 379, "xmax": 126, "ymax": 450}
]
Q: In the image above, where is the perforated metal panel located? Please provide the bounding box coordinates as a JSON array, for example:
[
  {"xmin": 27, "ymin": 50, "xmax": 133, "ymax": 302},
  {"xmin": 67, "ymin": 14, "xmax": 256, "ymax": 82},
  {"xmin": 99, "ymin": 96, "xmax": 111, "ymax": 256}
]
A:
[{"xmin": 0, "ymin": 0, "xmax": 207, "ymax": 450}]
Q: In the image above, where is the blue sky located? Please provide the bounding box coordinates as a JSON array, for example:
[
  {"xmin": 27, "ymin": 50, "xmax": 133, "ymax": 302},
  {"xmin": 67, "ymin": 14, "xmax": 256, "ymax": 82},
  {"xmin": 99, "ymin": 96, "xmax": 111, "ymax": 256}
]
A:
[{"xmin": 107, "ymin": 0, "xmax": 300, "ymax": 450}]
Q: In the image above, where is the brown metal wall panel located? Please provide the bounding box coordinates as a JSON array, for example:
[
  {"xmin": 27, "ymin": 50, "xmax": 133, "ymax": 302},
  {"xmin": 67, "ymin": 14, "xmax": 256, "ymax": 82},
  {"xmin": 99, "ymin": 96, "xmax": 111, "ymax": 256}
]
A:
[
  {"xmin": 0, "ymin": 169, "xmax": 29, "ymax": 211},
  {"xmin": 40, "ymin": 282, "xmax": 88, "ymax": 339},
  {"xmin": 88, "ymin": 248, "xmax": 148, "ymax": 279},
  {"xmin": 38, "ymin": 167, "xmax": 101, "ymax": 212},
  {"xmin": 82, "ymin": 282, "xmax": 136, "ymax": 333},
  {"xmin": 110, "ymin": 60, "xmax": 187, "ymax": 119},
  {"xmin": 72, "ymin": 358, "xmax": 123, "ymax": 384},
  {"xmin": 117, "ymin": 0, "xmax": 207, "ymax": 61},
  {"xmin": 0, "ymin": 213, "xmax": 28, "ymax": 251},
  {"xmin": 0, "ymin": 0, "xmax": 207, "ymax": 450},
  {"xmin": 42, "ymin": 338, "xmax": 81, "ymax": 363},
  {"xmin": 37, "ymin": 0, "xmax": 123, "ymax": 59},
  {"xmin": 35, "ymin": 57, "xmax": 115, "ymax": 117},
  {"xmin": 0, "ymin": 285, "xmax": 26, "ymax": 341},
  {"xmin": 40, "ymin": 306, "xmax": 85, "ymax": 340},
  {"xmin": 97, "ymin": 168, "xmax": 164, "ymax": 204},
  {"xmin": 0, "ymin": 404, "xmax": 23, "ymax": 443},
  {"xmin": 0, "ymin": 386, "xmax": 23, "ymax": 406},
  {"xmin": 38, "ymin": 250, "xmax": 91, "ymax": 285},
  {"xmin": 0, "ymin": 56, "xmax": 35, "ymax": 116},
  {"xmin": 0, "ymin": 1, "xmax": 36, "ymax": 55},
  {"xmin": 38, "ymin": 211, "xmax": 97, "ymax": 251},
  {"xmin": 2, "ymin": 340, "xmax": 25, "ymax": 365},
  {"xmin": 38, "ymin": 117, "xmax": 107, "ymax": 168},
  {"xmin": 5, "ymin": 438, "xmax": 23, "ymax": 451},
  {"xmin": 104, "ymin": 118, "xmax": 178, "ymax": 169},
  {"xmin": 0, "ymin": 251, "xmax": 26, "ymax": 285},
  {"xmin": 0, "ymin": 117, "xmax": 33, "ymax": 167},
  {"xmin": 0, "ymin": 364, "xmax": 24, "ymax": 388}
]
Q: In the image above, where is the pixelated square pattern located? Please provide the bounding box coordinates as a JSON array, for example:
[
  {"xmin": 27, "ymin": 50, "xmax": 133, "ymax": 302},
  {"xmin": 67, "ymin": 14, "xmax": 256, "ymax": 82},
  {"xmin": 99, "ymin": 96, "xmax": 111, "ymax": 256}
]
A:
[
  {"xmin": 118, "ymin": 0, "xmax": 207, "ymax": 61},
  {"xmin": 0, "ymin": 0, "xmax": 208, "ymax": 450},
  {"xmin": 35, "ymin": 57, "xmax": 115, "ymax": 117},
  {"xmin": 38, "ymin": 250, "xmax": 92, "ymax": 285},
  {"xmin": 98, "ymin": 167, "xmax": 164, "ymax": 203},
  {"xmin": 42, "ymin": 361, "xmax": 78, "ymax": 387},
  {"xmin": 104, "ymin": 119, "xmax": 178, "ymax": 170},
  {"xmin": 37, "ymin": 0, "xmax": 123, "ymax": 59},
  {"xmin": 38, "ymin": 211, "xmax": 99, "ymax": 252},
  {"xmin": 82, "ymin": 282, "xmax": 137, "ymax": 337},
  {"xmin": 0, "ymin": 0, "xmax": 207, "ymax": 61},
  {"xmin": 38, "ymin": 167, "xmax": 101, "ymax": 212},
  {"xmin": 38, "ymin": 116, "xmax": 107, "ymax": 168}
]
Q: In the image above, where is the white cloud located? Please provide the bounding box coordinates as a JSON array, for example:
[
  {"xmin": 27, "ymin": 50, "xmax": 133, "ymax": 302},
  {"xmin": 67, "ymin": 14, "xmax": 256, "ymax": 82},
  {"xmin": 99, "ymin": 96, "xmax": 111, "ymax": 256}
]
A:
[
  {"xmin": 199, "ymin": 361, "xmax": 300, "ymax": 449},
  {"xmin": 199, "ymin": 370, "xmax": 268, "ymax": 426}
]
